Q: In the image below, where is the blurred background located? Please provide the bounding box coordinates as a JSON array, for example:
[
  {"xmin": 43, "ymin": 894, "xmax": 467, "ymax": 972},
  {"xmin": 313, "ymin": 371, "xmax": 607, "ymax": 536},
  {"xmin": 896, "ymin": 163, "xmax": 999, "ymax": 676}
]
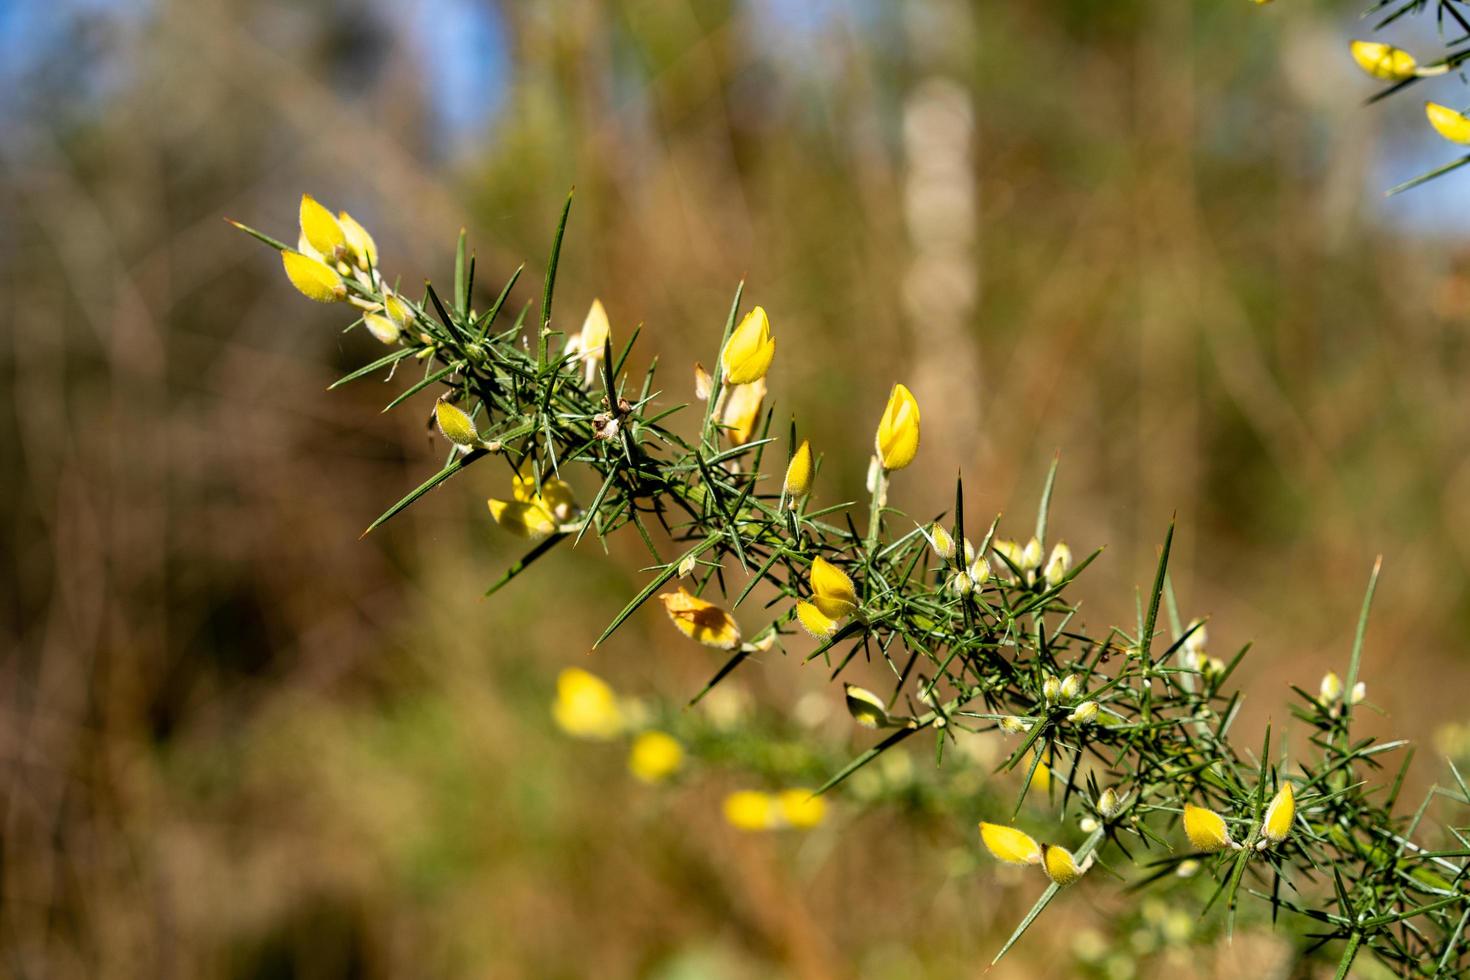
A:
[{"xmin": 5, "ymin": 0, "xmax": 1470, "ymax": 976}]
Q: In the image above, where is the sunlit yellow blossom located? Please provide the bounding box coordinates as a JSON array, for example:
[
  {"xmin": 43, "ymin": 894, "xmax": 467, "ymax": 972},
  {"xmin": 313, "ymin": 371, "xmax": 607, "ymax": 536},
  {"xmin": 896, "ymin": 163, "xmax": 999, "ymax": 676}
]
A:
[
  {"xmin": 1042, "ymin": 844, "xmax": 1093, "ymax": 886},
  {"xmin": 434, "ymin": 399, "xmax": 480, "ymax": 448},
  {"xmin": 363, "ymin": 312, "xmax": 400, "ymax": 345},
  {"xmin": 337, "ymin": 211, "xmax": 377, "ymax": 269},
  {"xmin": 282, "ymin": 250, "xmax": 347, "ymax": 302},
  {"xmin": 718, "ymin": 379, "xmax": 766, "ymax": 445},
  {"xmin": 487, "ymin": 498, "xmax": 557, "ymax": 540},
  {"xmin": 979, "ymin": 822, "xmax": 1042, "ymax": 865},
  {"xmin": 721, "ymin": 306, "xmax": 776, "ymax": 385},
  {"xmin": 299, "ymin": 194, "xmax": 348, "ymax": 260},
  {"xmin": 723, "ymin": 790, "xmax": 777, "ymax": 831},
  {"xmin": 1349, "ymin": 40, "xmax": 1421, "ymax": 82},
  {"xmin": 1427, "ymin": 102, "xmax": 1470, "ymax": 144},
  {"xmin": 1183, "ymin": 802, "xmax": 1234, "ymax": 853},
  {"xmin": 843, "ymin": 684, "xmax": 890, "ymax": 729},
  {"xmin": 658, "ymin": 588, "xmax": 742, "ymax": 650},
  {"xmin": 809, "ymin": 556, "xmax": 858, "ymax": 618},
  {"xmin": 628, "ymin": 730, "xmax": 684, "ymax": 783},
  {"xmin": 874, "ymin": 383, "xmax": 921, "ymax": 471},
  {"xmin": 512, "ymin": 474, "xmax": 579, "ymax": 523},
  {"xmin": 796, "ymin": 600, "xmax": 840, "ymax": 638},
  {"xmin": 783, "ymin": 440, "xmax": 813, "ymax": 502},
  {"xmin": 777, "ymin": 789, "xmax": 827, "ymax": 828},
  {"xmin": 551, "ymin": 667, "xmax": 623, "ymax": 739},
  {"xmin": 1258, "ymin": 782, "xmax": 1295, "ymax": 847}
]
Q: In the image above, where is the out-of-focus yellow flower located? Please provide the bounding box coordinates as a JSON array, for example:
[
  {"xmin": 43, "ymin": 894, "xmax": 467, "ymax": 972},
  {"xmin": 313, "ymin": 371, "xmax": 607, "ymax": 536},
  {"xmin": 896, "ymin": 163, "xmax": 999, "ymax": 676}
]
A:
[
  {"xmin": 1349, "ymin": 40, "xmax": 1422, "ymax": 82},
  {"xmin": 1349, "ymin": 681, "xmax": 1367, "ymax": 705},
  {"xmin": 718, "ymin": 379, "xmax": 766, "ymax": 445},
  {"xmin": 783, "ymin": 440, "xmax": 813, "ymax": 502},
  {"xmin": 1427, "ymin": 102, "xmax": 1470, "ymax": 144},
  {"xmin": 809, "ymin": 556, "xmax": 858, "ymax": 619},
  {"xmin": 281, "ymin": 250, "xmax": 347, "ymax": 303},
  {"xmin": 337, "ymin": 211, "xmax": 378, "ymax": 269},
  {"xmin": 721, "ymin": 306, "xmax": 775, "ymax": 385},
  {"xmin": 299, "ymin": 194, "xmax": 349, "ymax": 261},
  {"xmin": 488, "ymin": 475, "xmax": 579, "ymax": 540},
  {"xmin": 979, "ymin": 822, "xmax": 1042, "ymax": 865},
  {"xmin": 628, "ymin": 730, "xmax": 684, "ymax": 783},
  {"xmin": 1319, "ymin": 670, "xmax": 1343, "ymax": 704},
  {"xmin": 724, "ymin": 790, "xmax": 778, "ymax": 830},
  {"xmin": 566, "ymin": 298, "xmax": 611, "ymax": 386},
  {"xmin": 1042, "ymin": 844, "xmax": 1093, "ymax": 886},
  {"xmin": 1183, "ymin": 802, "xmax": 1234, "ymax": 853},
  {"xmin": 552, "ymin": 667, "xmax": 623, "ymax": 739},
  {"xmin": 658, "ymin": 587, "xmax": 742, "ymax": 650},
  {"xmin": 363, "ymin": 312, "xmax": 400, "ymax": 345},
  {"xmin": 1025, "ymin": 750, "xmax": 1053, "ymax": 791},
  {"xmin": 1257, "ymin": 782, "xmax": 1295, "ymax": 847},
  {"xmin": 843, "ymin": 683, "xmax": 890, "ymax": 729},
  {"xmin": 435, "ymin": 399, "xmax": 481, "ymax": 449},
  {"xmin": 777, "ymin": 789, "xmax": 826, "ymax": 828},
  {"xmin": 512, "ymin": 474, "xmax": 579, "ymax": 523},
  {"xmin": 874, "ymin": 383, "xmax": 920, "ymax": 471},
  {"xmin": 487, "ymin": 498, "xmax": 558, "ymax": 540}
]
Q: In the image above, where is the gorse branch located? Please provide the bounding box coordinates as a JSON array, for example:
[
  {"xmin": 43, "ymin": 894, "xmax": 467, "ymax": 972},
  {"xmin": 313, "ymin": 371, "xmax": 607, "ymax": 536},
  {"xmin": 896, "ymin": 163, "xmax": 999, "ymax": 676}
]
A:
[{"xmin": 233, "ymin": 194, "xmax": 1470, "ymax": 975}]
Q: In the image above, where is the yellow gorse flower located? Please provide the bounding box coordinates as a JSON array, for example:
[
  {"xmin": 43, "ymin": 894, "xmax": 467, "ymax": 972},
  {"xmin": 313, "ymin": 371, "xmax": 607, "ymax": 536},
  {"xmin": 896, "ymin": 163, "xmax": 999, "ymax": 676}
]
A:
[
  {"xmin": 810, "ymin": 556, "xmax": 858, "ymax": 617},
  {"xmin": 721, "ymin": 306, "xmax": 775, "ymax": 385},
  {"xmin": 337, "ymin": 210, "xmax": 378, "ymax": 269},
  {"xmin": 1258, "ymin": 782, "xmax": 1295, "ymax": 847},
  {"xmin": 1042, "ymin": 843, "xmax": 1093, "ymax": 886},
  {"xmin": 628, "ymin": 730, "xmax": 684, "ymax": 784},
  {"xmin": 843, "ymin": 683, "xmax": 890, "ymax": 729},
  {"xmin": 487, "ymin": 498, "xmax": 558, "ymax": 540},
  {"xmin": 1426, "ymin": 102, "xmax": 1470, "ymax": 144},
  {"xmin": 783, "ymin": 439, "xmax": 813, "ymax": 502},
  {"xmin": 1349, "ymin": 40, "xmax": 1421, "ymax": 81},
  {"xmin": 723, "ymin": 790, "xmax": 778, "ymax": 830},
  {"xmin": 979, "ymin": 822, "xmax": 1042, "ymax": 865},
  {"xmin": 281, "ymin": 250, "xmax": 347, "ymax": 303},
  {"xmin": 1183, "ymin": 802, "xmax": 1234, "ymax": 853},
  {"xmin": 512, "ymin": 474, "xmax": 579, "ymax": 523},
  {"xmin": 363, "ymin": 312, "xmax": 400, "ymax": 345},
  {"xmin": 658, "ymin": 587, "xmax": 742, "ymax": 650},
  {"xmin": 796, "ymin": 600, "xmax": 840, "ymax": 638},
  {"xmin": 486, "ymin": 474, "xmax": 576, "ymax": 541},
  {"xmin": 718, "ymin": 379, "xmax": 766, "ymax": 445},
  {"xmin": 566, "ymin": 298, "xmax": 612, "ymax": 386},
  {"xmin": 300, "ymin": 193, "xmax": 349, "ymax": 261},
  {"xmin": 874, "ymin": 382, "xmax": 921, "ymax": 471},
  {"xmin": 551, "ymin": 667, "xmax": 623, "ymax": 739}
]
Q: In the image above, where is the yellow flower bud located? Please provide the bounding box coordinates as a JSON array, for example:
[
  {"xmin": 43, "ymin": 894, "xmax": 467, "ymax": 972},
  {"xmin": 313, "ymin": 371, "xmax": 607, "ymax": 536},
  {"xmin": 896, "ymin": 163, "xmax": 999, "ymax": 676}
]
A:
[
  {"xmin": 434, "ymin": 399, "xmax": 481, "ymax": 448},
  {"xmin": 693, "ymin": 362, "xmax": 713, "ymax": 401},
  {"xmin": 1068, "ymin": 700, "xmax": 1099, "ymax": 725},
  {"xmin": 718, "ymin": 379, "xmax": 766, "ymax": 445},
  {"xmin": 809, "ymin": 556, "xmax": 858, "ymax": 619},
  {"xmin": 1427, "ymin": 102, "xmax": 1470, "ymax": 145},
  {"xmin": 1349, "ymin": 681, "xmax": 1367, "ymax": 705},
  {"xmin": 1183, "ymin": 619, "xmax": 1207, "ymax": 656},
  {"xmin": 1042, "ymin": 844, "xmax": 1093, "ymax": 886},
  {"xmin": 1349, "ymin": 40, "xmax": 1419, "ymax": 82},
  {"xmin": 777, "ymin": 788, "xmax": 827, "ymax": 828},
  {"xmin": 1097, "ymin": 787, "xmax": 1122, "ymax": 820},
  {"xmin": 783, "ymin": 440, "xmax": 813, "ymax": 501},
  {"xmin": 723, "ymin": 790, "xmax": 778, "ymax": 831},
  {"xmin": 1021, "ymin": 536, "xmax": 1043, "ymax": 571},
  {"xmin": 999, "ymin": 716, "xmax": 1030, "ymax": 735},
  {"xmin": 843, "ymin": 684, "xmax": 890, "ymax": 729},
  {"xmin": 337, "ymin": 211, "xmax": 378, "ymax": 269},
  {"xmin": 1059, "ymin": 673, "xmax": 1081, "ymax": 700},
  {"xmin": 1044, "ymin": 542, "xmax": 1072, "ymax": 586},
  {"xmin": 948, "ymin": 570, "xmax": 973, "ymax": 596},
  {"xmin": 1319, "ymin": 670, "xmax": 1343, "ymax": 704},
  {"xmin": 979, "ymin": 822, "xmax": 1042, "ymax": 865},
  {"xmin": 1183, "ymin": 802, "xmax": 1234, "ymax": 853},
  {"xmin": 487, "ymin": 498, "xmax": 557, "ymax": 541},
  {"xmin": 281, "ymin": 250, "xmax": 347, "ymax": 303},
  {"xmin": 383, "ymin": 291, "xmax": 413, "ymax": 325},
  {"xmin": 299, "ymin": 194, "xmax": 348, "ymax": 260},
  {"xmin": 657, "ymin": 588, "xmax": 742, "ymax": 650},
  {"xmin": 796, "ymin": 600, "xmax": 840, "ymax": 638},
  {"xmin": 363, "ymin": 312, "xmax": 400, "ymax": 345},
  {"xmin": 720, "ymin": 306, "xmax": 776, "ymax": 385},
  {"xmin": 551, "ymin": 667, "xmax": 623, "ymax": 739},
  {"xmin": 1257, "ymin": 782, "xmax": 1295, "ymax": 848},
  {"xmin": 1042, "ymin": 676, "xmax": 1061, "ymax": 703},
  {"xmin": 968, "ymin": 556, "xmax": 992, "ymax": 587},
  {"xmin": 628, "ymin": 730, "xmax": 684, "ymax": 784},
  {"xmin": 874, "ymin": 383, "xmax": 921, "ymax": 471}
]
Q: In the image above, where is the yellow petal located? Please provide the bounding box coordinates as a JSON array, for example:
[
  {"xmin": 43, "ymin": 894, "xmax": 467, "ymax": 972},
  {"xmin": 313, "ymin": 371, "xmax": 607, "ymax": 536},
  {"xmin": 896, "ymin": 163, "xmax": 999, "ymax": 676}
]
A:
[
  {"xmin": 510, "ymin": 475, "xmax": 578, "ymax": 521},
  {"xmin": 1349, "ymin": 40, "xmax": 1418, "ymax": 82},
  {"xmin": 777, "ymin": 788, "xmax": 826, "ymax": 828},
  {"xmin": 1183, "ymin": 803, "xmax": 1233, "ymax": 853},
  {"xmin": 1426, "ymin": 102, "xmax": 1470, "ymax": 145},
  {"xmin": 383, "ymin": 292, "xmax": 413, "ymax": 326},
  {"xmin": 810, "ymin": 556, "xmax": 858, "ymax": 608},
  {"xmin": 718, "ymin": 379, "xmax": 766, "ymax": 445},
  {"xmin": 281, "ymin": 250, "xmax": 346, "ymax": 303},
  {"xmin": 843, "ymin": 684, "xmax": 889, "ymax": 728},
  {"xmin": 1261, "ymin": 782, "xmax": 1295, "ymax": 844},
  {"xmin": 979, "ymin": 822, "xmax": 1042, "ymax": 865},
  {"xmin": 723, "ymin": 790, "xmax": 777, "ymax": 831},
  {"xmin": 580, "ymin": 298, "xmax": 611, "ymax": 356},
  {"xmin": 658, "ymin": 588, "xmax": 742, "ymax": 650},
  {"xmin": 628, "ymin": 730, "xmax": 684, "ymax": 783},
  {"xmin": 783, "ymin": 440, "xmax": 813, "ymax": 499},
  {"xmin": 434, "ymin": 400, "xmax": 480, "ymax": 447},
  {"xmin": 721, "ymin": 306, "xmax": 776, "ymax": 385},
  {"xmin": 299, "ymin": 193, "xmax": 348, "ymax": 258},
  {"xmin": 551, "ymin": 667, "xmax": 623, "ymax": 739},
  {"xmin": 363, "ymin": 313, "xmax": 400, "ymax": 345},
  {"xmin": 487, "ymin": 498, "xmax": 557, "ymax": 540},
  {"xmin": 796, "ymin": 600, "xmax": 840, "ymax": 638},
  {"xmin": 1042, "ymin": 844, "xmax": 1090, "ymax": 886},
  {"xmin": 875, "ymin": 383, "xmax": 921, "ymax": 471},
  {"xmin": 337, "ymin": 211, "xmax": 378, "ymax": 269}
]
